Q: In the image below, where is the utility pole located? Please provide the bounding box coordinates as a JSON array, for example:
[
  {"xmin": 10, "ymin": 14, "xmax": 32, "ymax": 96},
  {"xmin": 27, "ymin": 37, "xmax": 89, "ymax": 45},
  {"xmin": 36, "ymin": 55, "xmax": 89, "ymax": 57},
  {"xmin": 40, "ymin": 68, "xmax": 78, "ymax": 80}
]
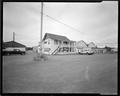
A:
[
  {"xmin": 40, "ymin": 2, "xmax": 43, "ymax": 46},
  {"xmin": 34, "ymin": 2, "xmax": 46, "ymax": 61}
]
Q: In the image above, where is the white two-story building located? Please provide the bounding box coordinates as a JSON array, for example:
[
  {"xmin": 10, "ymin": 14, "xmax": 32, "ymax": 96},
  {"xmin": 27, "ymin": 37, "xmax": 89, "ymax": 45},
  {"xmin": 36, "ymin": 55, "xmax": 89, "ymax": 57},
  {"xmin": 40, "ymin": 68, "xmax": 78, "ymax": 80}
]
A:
[{"xmin": 42, "ymin": 33, "xmax": 76, "ymax": 55}]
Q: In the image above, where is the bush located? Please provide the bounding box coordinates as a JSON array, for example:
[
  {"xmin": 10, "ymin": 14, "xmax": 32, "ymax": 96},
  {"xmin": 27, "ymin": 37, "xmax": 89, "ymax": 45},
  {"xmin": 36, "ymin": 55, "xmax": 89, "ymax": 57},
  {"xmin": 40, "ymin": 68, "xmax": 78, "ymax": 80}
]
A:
[{"xmin": 33, "ymin": 53, "xmax": 48, "ymax": 61}]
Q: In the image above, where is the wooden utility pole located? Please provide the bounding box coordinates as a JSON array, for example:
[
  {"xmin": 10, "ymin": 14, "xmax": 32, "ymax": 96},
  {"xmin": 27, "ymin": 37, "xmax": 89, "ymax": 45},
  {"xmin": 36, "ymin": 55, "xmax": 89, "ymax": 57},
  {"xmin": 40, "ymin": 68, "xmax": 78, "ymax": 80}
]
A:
[
  {"xmin": 40, "ymin": 2, "xmax": 43, "ymax": 45},
  {"xmin": 34, "ymin": 2, "xmax": 45, "ymax": 60}
]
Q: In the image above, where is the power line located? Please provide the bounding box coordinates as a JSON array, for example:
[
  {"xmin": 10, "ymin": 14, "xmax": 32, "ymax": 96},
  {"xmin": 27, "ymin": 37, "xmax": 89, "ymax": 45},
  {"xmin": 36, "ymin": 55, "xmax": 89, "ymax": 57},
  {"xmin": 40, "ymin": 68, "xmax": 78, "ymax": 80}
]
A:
[
  {"xmin": 41, "ymin": 13, "xmax": 118, "ymax": 45},
  {"xmin": 95, "ymin": 43, "xmax": 118, "ymax": 44},
  {"xmin": 40, "ymin": 12, "xmax": 118, "ymax": 45},
  {"xmin": 40, "ymin": 12, "xmax": 82, "ymax": 33}
]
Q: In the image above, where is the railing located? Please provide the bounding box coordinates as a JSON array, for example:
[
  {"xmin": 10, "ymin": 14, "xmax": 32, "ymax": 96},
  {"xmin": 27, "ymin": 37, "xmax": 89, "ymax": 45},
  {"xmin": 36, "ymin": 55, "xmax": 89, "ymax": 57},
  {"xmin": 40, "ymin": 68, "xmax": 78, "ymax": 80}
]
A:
[
  {"xmin": 51, "ymin": 46, "xmax": 60, "ymax": 55},
  {"xmin": 50, "ymin": 45, "xmax": 59, "ymax": 55},
  {"xmin": 60, "ymin": 44, "xmax": 70, "ymax": 47}
]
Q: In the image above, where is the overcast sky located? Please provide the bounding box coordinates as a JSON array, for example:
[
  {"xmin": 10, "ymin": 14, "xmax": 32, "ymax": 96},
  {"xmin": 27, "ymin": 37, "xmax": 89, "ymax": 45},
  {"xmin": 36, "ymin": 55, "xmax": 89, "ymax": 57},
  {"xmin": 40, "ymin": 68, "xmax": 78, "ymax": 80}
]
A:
[{"xmin": 3, "ymin": 1, "xmax": 118, "ymax": 47}]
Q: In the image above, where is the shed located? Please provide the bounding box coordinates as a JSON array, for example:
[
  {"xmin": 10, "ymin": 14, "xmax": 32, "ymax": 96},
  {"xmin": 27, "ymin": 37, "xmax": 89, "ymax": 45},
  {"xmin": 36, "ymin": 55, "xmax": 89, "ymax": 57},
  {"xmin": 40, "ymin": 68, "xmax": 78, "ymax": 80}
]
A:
[{"xmin": 3, "ymin": 41, "xmax": 26, "ymax": 51}]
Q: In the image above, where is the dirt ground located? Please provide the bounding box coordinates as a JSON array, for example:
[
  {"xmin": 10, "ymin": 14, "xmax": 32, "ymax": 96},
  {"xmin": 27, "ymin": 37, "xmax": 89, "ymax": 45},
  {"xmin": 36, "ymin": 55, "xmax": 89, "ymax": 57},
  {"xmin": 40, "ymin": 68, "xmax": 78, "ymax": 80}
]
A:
[{"xmin": 2, "ymin": 51, "xmax": 118, "ymax": 94}]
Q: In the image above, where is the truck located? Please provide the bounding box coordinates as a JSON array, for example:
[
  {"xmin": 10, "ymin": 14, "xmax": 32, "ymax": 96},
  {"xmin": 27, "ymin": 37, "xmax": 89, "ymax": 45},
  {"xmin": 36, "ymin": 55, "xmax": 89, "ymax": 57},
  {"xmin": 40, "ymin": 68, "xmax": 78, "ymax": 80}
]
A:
[{"xmin": 3, "ymin": 47, "xmax": 26, "ymax": 55}]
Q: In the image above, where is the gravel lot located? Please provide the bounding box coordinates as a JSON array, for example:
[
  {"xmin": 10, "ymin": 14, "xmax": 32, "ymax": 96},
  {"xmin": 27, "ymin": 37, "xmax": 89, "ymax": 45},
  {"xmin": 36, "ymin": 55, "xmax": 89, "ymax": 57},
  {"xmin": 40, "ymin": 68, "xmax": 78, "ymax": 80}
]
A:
[{"xmin": 2, "ymin": 51, "xmax": 118, "ymax": 94}]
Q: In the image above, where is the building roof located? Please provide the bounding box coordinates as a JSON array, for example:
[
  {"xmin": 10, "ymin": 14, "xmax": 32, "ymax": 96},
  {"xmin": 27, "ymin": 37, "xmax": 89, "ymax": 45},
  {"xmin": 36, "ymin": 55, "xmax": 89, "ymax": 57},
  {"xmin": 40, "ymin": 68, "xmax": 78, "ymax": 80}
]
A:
[
  {"xmin": 76, "ymin": 40, "xmax": 88, "ymax": 48},
  {"xmin": 43, "ymin": 33, "xmax": 70, "ymax": 42},
  {"xmin": 88, "ymin": 42, "xmax": 96, "ymax": 48},
  {"xmin": 70, "ymin": 40, "xmax": 76, "ymax": 43},
  {"xmin": 92, "ymin": 47, "xmax": 106, "ymax": 49},
  {"xmin": 3, "ymin": 41, "xmax": 26, "ymax": 48}
]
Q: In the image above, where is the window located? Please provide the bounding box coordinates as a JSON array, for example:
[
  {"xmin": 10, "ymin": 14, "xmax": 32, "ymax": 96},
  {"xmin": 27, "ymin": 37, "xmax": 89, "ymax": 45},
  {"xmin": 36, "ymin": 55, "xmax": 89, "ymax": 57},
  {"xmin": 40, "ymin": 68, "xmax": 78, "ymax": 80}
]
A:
[
  {"xmin": 63, "ymin": 41, "xmax": 68, "ymax": 45},
  {"xmin": 44, "ymin": 41, "xmax": 47, "ymax": 44},
  {"xmin": 48, "ymin": 40, "xmax": 50, "ymax": 44},
  {"xmin": 59, "ymin": 41, "xmax": 61, "ymax": 44},
  {"xmin": 48, "ymin": 42, "xmax": 50, "ymax": 44},
  {"xmin": 54, "ymin": 40, "xmax": 58, "ymax": 45}
]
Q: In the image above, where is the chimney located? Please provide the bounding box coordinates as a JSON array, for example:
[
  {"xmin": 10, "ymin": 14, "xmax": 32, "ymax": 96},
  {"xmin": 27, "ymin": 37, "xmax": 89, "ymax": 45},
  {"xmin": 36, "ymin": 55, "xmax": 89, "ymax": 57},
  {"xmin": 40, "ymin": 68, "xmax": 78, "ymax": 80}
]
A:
[{"xmin": 13, "ymin": 32, "xmax": 15, "ymax": 41}]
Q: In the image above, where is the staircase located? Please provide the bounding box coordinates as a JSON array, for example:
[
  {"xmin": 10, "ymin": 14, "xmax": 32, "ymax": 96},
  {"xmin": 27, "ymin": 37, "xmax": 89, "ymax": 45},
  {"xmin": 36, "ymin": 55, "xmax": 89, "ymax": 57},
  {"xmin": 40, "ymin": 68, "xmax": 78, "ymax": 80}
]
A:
[{"xmin": 50, "ymin": 46, "xmax": 60, "ymax": 55}]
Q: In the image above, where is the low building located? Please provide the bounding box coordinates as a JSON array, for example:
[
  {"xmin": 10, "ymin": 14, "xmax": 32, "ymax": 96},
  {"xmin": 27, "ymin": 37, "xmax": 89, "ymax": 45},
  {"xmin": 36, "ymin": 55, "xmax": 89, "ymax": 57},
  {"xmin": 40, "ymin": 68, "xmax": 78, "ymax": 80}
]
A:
[
  {"xmin": 92, "ymin": 47, "xmax": 107, "ymax": 54},
  {"xmin": 76, "ymin": 41, "xmax": 97, "ymax": 54},
  {"xmin": 111, "ymin": 47, "xmax": 118, "ymax": 53},
  {"xmin": 76, "ymin": 40, "xmax": 88, "ymax": 53},
  {"xmin": 104, "ymin": 46, "xmax": 118, "ymax": 53},
  {"xmin": 3, "ymin": 41, "xmax": 26, "ymax": 55},
  {"xmin": 76, "ymin": 40, "xmax": 88, "ymax": 48}
]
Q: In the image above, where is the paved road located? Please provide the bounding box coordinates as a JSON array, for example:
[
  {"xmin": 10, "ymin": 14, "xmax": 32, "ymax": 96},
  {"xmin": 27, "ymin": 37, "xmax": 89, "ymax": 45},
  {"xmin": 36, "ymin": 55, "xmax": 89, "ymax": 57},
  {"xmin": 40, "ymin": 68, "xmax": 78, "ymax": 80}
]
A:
[{"xmin": 3, "ymin": 52, "xmax": 117, "ymax": 94}]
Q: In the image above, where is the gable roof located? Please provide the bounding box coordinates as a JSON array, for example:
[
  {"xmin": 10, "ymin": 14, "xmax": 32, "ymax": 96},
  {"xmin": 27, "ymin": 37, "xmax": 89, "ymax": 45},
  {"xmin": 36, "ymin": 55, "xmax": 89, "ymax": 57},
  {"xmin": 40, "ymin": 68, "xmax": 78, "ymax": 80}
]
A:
[
  {"xmin": 3, "ymin": 41, "xmax": 26, "ymax": 48},
  {"xmin": 88, "ymin": 42, "xmax": 96, "ymax": 48},
  {"xmin": 43, "ymin": 33, "xmax": 70, "ymax": 42},
  {"xmin": 76, "ymin": 40, "xmax": 88, "ymax": 48},
  {"xmin": 70, "ymin": 40, "xmax": 76, "ymax": 43}
]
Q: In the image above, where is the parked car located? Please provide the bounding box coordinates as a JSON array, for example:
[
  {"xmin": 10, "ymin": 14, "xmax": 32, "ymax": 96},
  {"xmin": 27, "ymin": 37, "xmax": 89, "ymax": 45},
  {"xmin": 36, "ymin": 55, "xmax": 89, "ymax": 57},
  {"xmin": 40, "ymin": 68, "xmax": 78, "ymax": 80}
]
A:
[{"xmin": 78, "ymin": 48, "xmax": 94, "ymax": 55}]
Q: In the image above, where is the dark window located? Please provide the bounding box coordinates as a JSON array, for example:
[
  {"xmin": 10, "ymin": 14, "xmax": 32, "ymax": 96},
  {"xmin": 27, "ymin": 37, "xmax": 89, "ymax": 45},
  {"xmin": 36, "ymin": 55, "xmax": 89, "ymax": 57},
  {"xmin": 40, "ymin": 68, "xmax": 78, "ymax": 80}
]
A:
[
  {"xmin": 48, "ymin": 40, "xmax": 50, "ymax": 44},
  {"xmin": 44, "ymin": 41, "xmax": 47, "ymax": 44},
  {"xmin": 63, "ymin": 41, "xmax": 68, "ymax": 44},
  {"xmin": 59, "ymin": 41, "xmax": 61, "ymax": 44},
  {"xmin": 54, "ymin": 40, "xmax": 58, "ymax": 45}
]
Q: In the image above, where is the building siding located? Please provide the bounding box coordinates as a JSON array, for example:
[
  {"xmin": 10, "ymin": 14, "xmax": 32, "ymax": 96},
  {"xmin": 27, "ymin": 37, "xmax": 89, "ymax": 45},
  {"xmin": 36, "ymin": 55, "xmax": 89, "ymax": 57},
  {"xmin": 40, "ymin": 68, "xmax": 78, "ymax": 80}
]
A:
[{"xmin": 42, "ymin": 37, "xmax": 76, "ymax": 54}]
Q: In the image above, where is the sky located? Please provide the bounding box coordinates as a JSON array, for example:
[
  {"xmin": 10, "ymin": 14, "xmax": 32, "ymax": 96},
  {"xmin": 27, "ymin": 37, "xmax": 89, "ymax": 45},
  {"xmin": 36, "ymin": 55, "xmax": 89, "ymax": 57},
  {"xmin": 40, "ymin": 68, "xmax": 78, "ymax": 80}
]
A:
[{"xmin": 3, "ymin": 1, "xmax": 118, "ymax": 47}]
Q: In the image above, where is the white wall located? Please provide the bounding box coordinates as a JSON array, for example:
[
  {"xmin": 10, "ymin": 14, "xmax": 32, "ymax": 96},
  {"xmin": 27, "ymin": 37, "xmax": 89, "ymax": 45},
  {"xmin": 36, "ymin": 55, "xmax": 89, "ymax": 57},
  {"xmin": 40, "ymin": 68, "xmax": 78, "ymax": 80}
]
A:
[
  {"xmin": 4, "ymin": 47, "xmax": 26, "ymax": 51},
  {"xmin": 43, "ymin": 38, "xmax": 58, "ymax": 54},
  {"xmin": 43, "ymin": 38, "xmax": 78, "ymax": 54}
]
